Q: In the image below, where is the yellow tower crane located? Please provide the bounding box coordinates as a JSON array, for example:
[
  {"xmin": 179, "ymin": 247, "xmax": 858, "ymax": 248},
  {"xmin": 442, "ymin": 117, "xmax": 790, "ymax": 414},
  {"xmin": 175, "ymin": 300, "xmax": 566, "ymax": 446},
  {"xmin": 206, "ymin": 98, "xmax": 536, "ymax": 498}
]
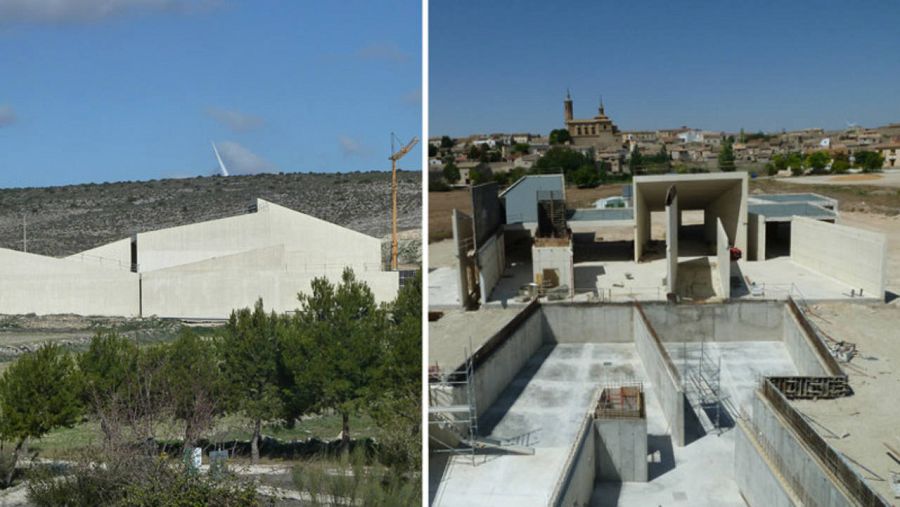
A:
[{"xmin": 389, "ymin": 133, "xmax": 419, "ymax": 271}]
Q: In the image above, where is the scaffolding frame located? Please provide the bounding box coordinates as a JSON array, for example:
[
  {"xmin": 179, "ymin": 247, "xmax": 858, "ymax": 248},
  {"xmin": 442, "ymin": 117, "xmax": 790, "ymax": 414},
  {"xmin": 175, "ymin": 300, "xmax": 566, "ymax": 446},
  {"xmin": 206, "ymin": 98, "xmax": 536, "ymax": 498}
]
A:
[{"xmin": 428, "ymin": 345, "xmax": 479, "ymax": 463}]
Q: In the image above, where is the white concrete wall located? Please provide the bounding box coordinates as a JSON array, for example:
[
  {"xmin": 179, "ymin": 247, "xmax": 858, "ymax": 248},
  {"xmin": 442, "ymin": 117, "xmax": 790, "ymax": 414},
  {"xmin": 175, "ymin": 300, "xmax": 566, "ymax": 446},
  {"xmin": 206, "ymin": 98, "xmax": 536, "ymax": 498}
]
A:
[
  {"xmin": 633, "ymin": 183, "xmax": 650, "ymax": 261},
  {"xmin": 734, "ymin": 420, "xmax": 800, "ymax": 507},
  {"xmin": 633, "ymin": 308, "xmax": 685, "ymax": 446},
  {"xmin": 594, "ymin": 418, "xmax": 648, "ymax": 482},
  {"xmin": 706, "ymin": 178, "xmax": 748, "ymax": 253},
  {"xmin": 141, "ymin": 245, "xmax": 398, "ymax": 319},
  {"xmin": 747, "ymin": 213, "xmax": 766, "ymax": 261},
  {"xmin": 543, "ymin": 304, "xmax": 634, "ymax": 343},
  {"xmin": 471, "ymin": 307, "xmax": 544, "ymax": 418},
  {"xmin": 476, "ymin": 232, "xmax": 505, "ymax": 304},
  {"xmin": 666, "ymin": 190, "xmax": 679, "ymax": 293},
  {"xmin": 136, "ymin": 198, "xmax": 382, "ymax": 273},
  {"xmin": 750, "ymin": 392, "xmax": 856, "ymax": 507},
  {"xmin": 790, "ymin": 217, "xmax": 887, "ymax": 298},
  {"xmin": 532, "ymin": 243, "xmax": 573, "ymax": 297},
  {"xmin": 0, "ymin": 248, "xmax": 139, "ymax": 317},
  {"xmin": 782, "ymin": 306, "xmax": 832, "ymax": 377},
  {"xmin": 554, "ymin": 415, "xmax": 596, "ymax": 507},
  {"xmin": 642, "ymin": 302, "xmax": 783, "ymax": 342},
  {"xmin": 67, "ymin": 237, "xmax": 133, "ymax": 271},
  {"xmin": 717, "ymin": 218, "xmax": 731, "ymax": 299}
]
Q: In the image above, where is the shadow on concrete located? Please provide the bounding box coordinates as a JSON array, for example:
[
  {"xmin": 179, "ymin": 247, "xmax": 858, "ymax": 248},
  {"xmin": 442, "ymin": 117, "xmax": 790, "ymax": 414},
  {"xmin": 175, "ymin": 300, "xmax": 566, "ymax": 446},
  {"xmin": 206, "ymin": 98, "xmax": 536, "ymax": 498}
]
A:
[
  {"xmin": 574, "ymin": 265, "xmax": 607, "ymax": 291},
  {"xmin": 886, "ymin": 291, "xmax": 898, "ymax": 304},
  {"xmin": 647, "ymin": 434, "xmax": 676, "ymax": 480},
  {"xmin": 700, "ymin": 401, "xmax": 736, "ymax": 429},
  {"xmin": 678, "ymin": 224, "xmax": 713, "ymax": 256},
  {"xmin": 765, "ymin": 222, "xmax": 791, "ymax": 260},
  {"xmin": 682, "ymin": 398, "xmax": 707, "ymax": 446},
  {"xmin": 730, "ymin": 261, "xmax": 750, "ymax": 298},
  {"xmin": 428, "ymin": 452, "xmax": 450, "ymax": 506},
  {"xmin": 592, "ymin": 481, "xmax": 622, "ymax": 507},
  {"xmin": 478, "ymin": 344, "xmax": 555, "ymax": 436},
  {"xmin": 676, "ymin": 257, "xmax": 716, "ymax": 300},
  {"xmin": 573, "ymin": 236, "xmax": 635, "ymax": 262}
]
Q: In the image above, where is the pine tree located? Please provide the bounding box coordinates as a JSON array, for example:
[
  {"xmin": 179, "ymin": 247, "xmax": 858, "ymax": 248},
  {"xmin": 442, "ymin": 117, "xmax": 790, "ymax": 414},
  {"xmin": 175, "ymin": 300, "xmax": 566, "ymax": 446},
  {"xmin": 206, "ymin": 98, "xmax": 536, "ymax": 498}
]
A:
[{"xmin": 0, "ymin": 344, "xmax": 82, "ymax": 486}]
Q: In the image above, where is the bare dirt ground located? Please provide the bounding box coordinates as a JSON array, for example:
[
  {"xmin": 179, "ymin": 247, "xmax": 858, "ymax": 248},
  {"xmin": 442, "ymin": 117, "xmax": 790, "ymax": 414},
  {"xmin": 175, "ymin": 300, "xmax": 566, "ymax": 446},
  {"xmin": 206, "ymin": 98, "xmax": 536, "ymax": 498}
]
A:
[
  {"xmin": 752, "ymin": 177, "xmax": 900, "ymax": 216},
  {"xmin": 792, "ymin": 302, "xmax": 900, "ymax": 502},
  {"xmin": 428, "ymin": 189, "xmax": 471, "ymax": 243},
  {"xmin": 776, "ymin": 170, "xmax": 900, "ymax": 189}
]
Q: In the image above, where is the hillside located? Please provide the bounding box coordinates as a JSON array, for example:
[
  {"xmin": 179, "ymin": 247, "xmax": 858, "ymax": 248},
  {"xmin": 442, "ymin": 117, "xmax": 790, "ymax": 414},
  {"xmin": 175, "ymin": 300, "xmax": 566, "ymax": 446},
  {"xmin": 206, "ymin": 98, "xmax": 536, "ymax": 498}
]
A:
[{"xmin": 0, "ymin": 171, "xmax": 421, "ymax": 263}]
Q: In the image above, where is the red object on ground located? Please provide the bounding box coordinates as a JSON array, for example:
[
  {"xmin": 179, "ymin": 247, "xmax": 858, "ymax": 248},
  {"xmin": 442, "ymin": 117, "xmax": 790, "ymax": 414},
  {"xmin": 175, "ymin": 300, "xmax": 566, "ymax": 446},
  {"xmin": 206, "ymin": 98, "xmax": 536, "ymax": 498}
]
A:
[{"xmin": 729, "ymin": 247, "xmax": 742, "ymax": 261}]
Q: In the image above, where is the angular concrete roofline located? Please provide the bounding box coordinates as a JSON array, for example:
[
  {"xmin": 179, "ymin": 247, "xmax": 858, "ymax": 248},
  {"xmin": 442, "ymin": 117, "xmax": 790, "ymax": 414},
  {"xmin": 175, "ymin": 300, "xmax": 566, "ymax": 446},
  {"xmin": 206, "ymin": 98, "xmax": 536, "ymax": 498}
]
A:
[
  {"xmin": 633, "ymin": 172, "xmax": 748, "ymax": 184},
  {"xmin": 498, "ymin": 174, "xmax": 566, "ymax": 198}
]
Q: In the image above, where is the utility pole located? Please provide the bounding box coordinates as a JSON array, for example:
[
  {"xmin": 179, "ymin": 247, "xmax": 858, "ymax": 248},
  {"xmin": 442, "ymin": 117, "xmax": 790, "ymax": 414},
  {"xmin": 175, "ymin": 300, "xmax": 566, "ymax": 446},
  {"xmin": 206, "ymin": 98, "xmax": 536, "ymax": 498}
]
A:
[
  {"xmin": 389, "ymin": 133, "xmax": 418, "ymax": 271},
  {"xmin": 22, "ymin": 214, "xmax": 26, "ymax": 253}
]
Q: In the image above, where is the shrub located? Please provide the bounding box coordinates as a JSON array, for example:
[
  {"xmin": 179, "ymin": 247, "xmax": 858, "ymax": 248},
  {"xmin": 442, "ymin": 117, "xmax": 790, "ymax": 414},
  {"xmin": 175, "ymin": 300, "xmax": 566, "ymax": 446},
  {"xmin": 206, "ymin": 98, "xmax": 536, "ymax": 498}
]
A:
[
  {"xmin": 292, "ymin": 449, "xmax": 418, "ymax": 507},
  {"xmin": 28, "ymin": 452, "xmax": 265, "ymax": 507}
]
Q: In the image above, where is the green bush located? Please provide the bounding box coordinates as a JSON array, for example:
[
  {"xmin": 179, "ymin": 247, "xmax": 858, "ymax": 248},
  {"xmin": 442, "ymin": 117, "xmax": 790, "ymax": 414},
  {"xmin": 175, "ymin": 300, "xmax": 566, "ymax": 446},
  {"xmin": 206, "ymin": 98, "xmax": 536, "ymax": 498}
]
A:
[{"xmin": 28, "ymin": 454, "xmax": 265, "ymax": 507}]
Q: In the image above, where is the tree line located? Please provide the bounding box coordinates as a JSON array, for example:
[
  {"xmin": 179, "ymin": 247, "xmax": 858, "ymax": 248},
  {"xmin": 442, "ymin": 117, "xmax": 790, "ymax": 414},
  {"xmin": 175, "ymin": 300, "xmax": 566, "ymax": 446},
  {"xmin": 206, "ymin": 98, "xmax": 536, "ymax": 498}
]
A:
[{"xmin": 0, "ymin": 269, "xmax": 421, "ymax": 487}]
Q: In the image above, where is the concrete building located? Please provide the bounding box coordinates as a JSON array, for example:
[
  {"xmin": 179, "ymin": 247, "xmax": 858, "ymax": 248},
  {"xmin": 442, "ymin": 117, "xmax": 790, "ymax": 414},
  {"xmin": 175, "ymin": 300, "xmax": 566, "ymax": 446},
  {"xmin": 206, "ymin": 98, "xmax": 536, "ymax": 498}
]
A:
[
  {"xmin": 433, "ymin": 171, "xmax": 888, "ymax": 309},
  {"xmin": 1, "ymin": 198, "xmax": 399, "ymax": 319},
  {"xmin": 499, "ymin": 174, "xmax": 565, "ymax": 226}
]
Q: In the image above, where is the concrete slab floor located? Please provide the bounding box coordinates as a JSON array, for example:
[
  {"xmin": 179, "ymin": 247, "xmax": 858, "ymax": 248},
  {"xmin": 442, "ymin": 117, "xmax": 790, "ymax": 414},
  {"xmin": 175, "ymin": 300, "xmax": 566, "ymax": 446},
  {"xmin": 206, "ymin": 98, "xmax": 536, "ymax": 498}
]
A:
[
  {"xmin": 429, "ymin": 266, "xmax": 460, "ymax": 308},
  {"xmin": 665, "ymin": 341, "xmax": 798, "ymax": 413},
  {"xmin": 593, "ymin": 341, "xmax": 797, "ymax": 507},
  {"xmin": 432, "ymin": 343, "xmax": 646, "ymax": 507},
  {"xmin": 428, "ymin": 307, "xmax": 522, "ymax": 372},
  {"xmin": 736, "ymin": 257, "xmax": 872, "ymax": 302}
]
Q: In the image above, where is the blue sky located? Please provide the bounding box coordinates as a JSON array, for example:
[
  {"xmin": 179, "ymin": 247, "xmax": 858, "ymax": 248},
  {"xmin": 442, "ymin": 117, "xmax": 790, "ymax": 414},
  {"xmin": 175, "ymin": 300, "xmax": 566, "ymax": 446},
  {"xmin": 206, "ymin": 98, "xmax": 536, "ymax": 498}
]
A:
[
  {"xmin": 430, "ymin": 1, "xmax": 900, "ymax": 137},
  {"xmin": 0, "ymin": 0, "xmax": 421, "ymax": 187}
]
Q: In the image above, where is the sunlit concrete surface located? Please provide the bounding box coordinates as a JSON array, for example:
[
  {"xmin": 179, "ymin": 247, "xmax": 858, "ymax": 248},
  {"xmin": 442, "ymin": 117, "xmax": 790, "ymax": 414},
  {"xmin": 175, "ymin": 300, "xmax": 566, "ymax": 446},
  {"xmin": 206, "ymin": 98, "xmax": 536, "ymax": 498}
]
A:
[
  {"xmin": 431, "ymin": 343, "xmax": 646, "ymax": 507},
  {"xmin": 429, "ymin": 267, "xmax": 460, "ymax": 308}
]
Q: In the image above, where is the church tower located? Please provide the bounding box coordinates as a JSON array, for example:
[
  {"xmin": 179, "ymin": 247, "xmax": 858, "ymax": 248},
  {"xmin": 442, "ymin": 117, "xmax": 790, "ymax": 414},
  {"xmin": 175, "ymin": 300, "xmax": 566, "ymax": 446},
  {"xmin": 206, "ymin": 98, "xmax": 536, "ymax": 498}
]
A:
[{"xmin": 564, "ymin": 89, "xmax": 573, "ymax": 122}]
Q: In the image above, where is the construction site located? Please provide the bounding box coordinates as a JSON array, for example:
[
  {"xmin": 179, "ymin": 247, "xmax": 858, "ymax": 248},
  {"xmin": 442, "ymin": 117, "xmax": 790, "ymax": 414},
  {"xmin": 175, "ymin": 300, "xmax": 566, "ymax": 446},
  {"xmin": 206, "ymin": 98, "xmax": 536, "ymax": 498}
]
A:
[{"xmin": 428, "ymin": 172, "xmax": 898, "ymax": 506}]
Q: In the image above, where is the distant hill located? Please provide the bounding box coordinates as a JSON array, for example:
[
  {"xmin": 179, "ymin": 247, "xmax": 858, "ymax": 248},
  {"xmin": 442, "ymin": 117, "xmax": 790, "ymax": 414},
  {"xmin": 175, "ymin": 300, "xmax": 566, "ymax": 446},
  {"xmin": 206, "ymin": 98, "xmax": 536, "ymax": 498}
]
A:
[{"xmin": 0, "ymin": 171, "xmax": 421, "ymax": 263}]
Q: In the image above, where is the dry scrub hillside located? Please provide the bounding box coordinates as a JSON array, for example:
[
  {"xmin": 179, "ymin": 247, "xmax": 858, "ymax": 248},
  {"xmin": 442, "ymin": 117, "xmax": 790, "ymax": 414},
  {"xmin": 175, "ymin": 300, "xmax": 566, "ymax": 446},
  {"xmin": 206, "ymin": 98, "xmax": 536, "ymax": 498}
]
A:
[{"xmin": 0, "ymin": 171, "xmax": 421, "ymax": 261}]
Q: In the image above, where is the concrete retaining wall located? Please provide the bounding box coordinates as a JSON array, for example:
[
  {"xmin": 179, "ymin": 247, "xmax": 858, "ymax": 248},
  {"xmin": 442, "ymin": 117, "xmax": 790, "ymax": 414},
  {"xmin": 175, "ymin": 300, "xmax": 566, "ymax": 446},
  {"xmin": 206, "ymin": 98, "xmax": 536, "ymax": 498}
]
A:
[
  {"xmin": 470, "ymin": 306, "xmax": 544, "ymax": 418},
  {"xmin": 748, "ymin": 391, "xmax": 855, "ymax": 507},
  {"xmin": 781, "ymin": 306, "xmax": 832, "ymax": 377},
  {"xmin": 633, "ymin": 305, "xmax": 686, "ymax": 446},
  {"xmin": 594, "ymin": 418, "xmax": 648, "ymax": 482},
  {"xmin": 542, "ymin": 304, "xmax": 634, "ymax": 343},
  {"xmin": 734, "ymin": 419, "xmax": 799, "ymax": 507},
  {"xmin": 553, "ymin": 414, "xmax": 596, "ymax": 507},
  {"xmin": 790, "ymin": 216, "xmax": 887, "ymax": 298},
  {"xmin": 476, "ymin": 232, "xmax": 505, "ymax": 304},
  {"xmin": 641, "ymin": 301, "xmax": 783, "ymax": 342},
  {"xmin": 0, "ymin": 248, "xmax": 139, "ymax": 317}
]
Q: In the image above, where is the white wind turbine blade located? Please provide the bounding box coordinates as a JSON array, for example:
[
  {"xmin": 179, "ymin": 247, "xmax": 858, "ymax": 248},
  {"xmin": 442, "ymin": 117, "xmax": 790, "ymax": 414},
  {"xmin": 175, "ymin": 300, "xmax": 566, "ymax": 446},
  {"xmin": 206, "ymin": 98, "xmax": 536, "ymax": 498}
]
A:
[{"xmin": 212, "ymin": 141, "xmax": 229, "ymax": 176}]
